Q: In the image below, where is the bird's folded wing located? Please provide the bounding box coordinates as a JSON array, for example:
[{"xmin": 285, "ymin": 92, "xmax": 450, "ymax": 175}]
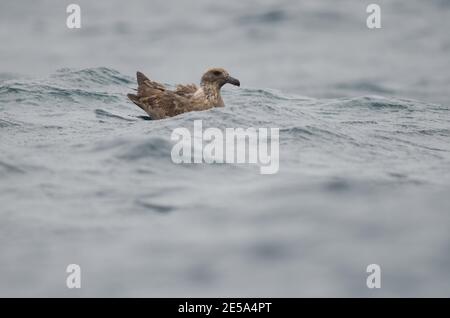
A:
[
  {"xmin": 174, "ymin": 84, "xmax": 198, "ymax": 98},
  {"xmin": 129, "ymin": 90, "xmax": 193, "ymax": 119}
]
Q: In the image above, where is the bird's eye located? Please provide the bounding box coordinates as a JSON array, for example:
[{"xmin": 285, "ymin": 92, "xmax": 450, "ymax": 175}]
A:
[{"xmin": 213, "ymin": 71, "xmax": 221, "ymax": 76}]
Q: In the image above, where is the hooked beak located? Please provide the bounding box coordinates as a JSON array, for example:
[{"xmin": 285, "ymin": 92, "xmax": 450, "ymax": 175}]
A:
[{"xmin": 226, "ymin": 76, "xmax": 240, "ymax": 87}]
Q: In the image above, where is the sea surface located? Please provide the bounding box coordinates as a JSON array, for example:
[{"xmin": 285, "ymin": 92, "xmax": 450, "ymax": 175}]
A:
[{"xmin": 1, "ymin": 0, "xmax": 450, "ymax": 297}]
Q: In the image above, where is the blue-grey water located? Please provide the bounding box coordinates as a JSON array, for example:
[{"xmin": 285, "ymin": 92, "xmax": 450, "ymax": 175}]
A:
[{"xmin": 1, "ymin": 0, "xmax": 450, "ymax": 297}]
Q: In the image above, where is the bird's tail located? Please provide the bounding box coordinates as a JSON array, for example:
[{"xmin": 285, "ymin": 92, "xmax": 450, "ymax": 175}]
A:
[
  {"xmin": 127, "ymin": 93, "xmax": 138, "ymax": 101},
  {"xmin": 127, "ymin": 93, "xmax": 146, "ymax": 111}
]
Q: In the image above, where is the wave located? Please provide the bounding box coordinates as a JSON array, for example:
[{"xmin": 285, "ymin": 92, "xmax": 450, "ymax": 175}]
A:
[
  {"xmin": 51, "ymin": 67, "xmax": 134, "ymax": 87},
  {"xmin": 0, "ymin": 67, "xmax": 131, "ymax": 105},
  {"xmin": 87, "ymin": 136, "xmax": 173, "ymax": 161},
  {"xmin": 95, "ymin": 109, "xmax": 136, "ymax": 121},
  {"xmin": 0, "ymin": 118, "xmax": 20, "ymax": 128},
  {"xmin": 0, "ymin": 82, "xmax": 120, "ymax": 104},
  {"xmin": 0, "ymin": 160, "xmax": 25, "ymax": 176},
  {"xmin": 115, "ymin": 137, "xmax": 173, "ymax": 161}
]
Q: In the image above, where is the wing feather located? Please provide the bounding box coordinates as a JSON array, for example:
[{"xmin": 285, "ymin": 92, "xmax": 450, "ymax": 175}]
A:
[{"xmin": 174, "ymin": 84, "xmax": 198, "ymax": 98}]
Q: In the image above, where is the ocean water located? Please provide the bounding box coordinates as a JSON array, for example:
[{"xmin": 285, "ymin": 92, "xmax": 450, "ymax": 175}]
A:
[{"xmin": 1, "ymin": 0, "xmax": 450, "ymax": 297}]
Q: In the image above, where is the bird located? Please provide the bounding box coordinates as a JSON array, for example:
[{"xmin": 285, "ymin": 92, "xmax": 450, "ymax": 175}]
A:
[{"xmin": 127, "ymin": 68, "xmax": 240, "ymax": 119}]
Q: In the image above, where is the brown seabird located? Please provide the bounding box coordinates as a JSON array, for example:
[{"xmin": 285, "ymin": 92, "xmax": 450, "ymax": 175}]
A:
[{"xmin": 127, "ymin": 68, "xmax": 240, "ymax": 119}]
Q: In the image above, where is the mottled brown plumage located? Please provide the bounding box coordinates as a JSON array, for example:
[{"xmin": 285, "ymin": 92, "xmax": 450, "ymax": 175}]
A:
[{"xmin": 127, "ymin": 68, "xmax": 240, "ymax": 119}]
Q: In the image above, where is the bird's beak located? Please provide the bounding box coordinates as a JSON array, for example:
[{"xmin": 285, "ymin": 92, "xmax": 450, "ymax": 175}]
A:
[{"xmin": 226, "ymin": 76, "xmax": 240, "ymax": 87}]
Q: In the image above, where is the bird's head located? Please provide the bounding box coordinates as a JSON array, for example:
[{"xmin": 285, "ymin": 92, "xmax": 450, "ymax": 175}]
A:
[{"xmin": 201, "ymin": 68, "xmax": 240, "ymax": 89}]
